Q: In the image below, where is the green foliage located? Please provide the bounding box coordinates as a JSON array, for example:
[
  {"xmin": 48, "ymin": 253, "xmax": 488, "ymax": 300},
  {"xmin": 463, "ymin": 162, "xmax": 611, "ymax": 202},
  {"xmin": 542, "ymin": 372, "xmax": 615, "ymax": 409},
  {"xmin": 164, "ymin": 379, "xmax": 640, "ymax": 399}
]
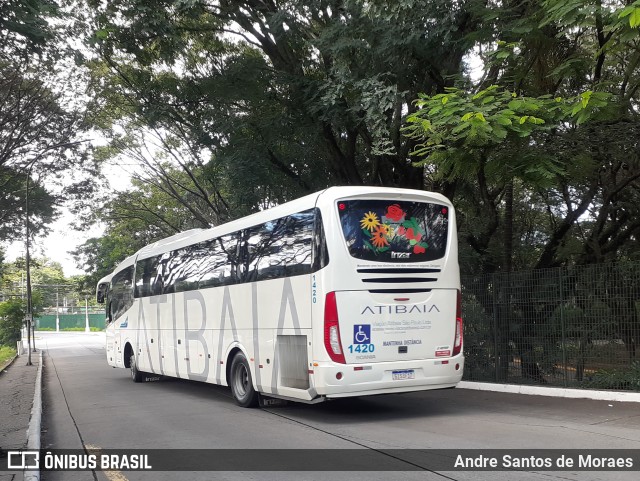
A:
[
  {"xmin": 402, "ymin": 66, "xmax": 639, "ymax": 273},
  {"xmin": 0, "ymin": 0, "xmax": 60, "ymax": 60},
  {"xmin": 1, "ymin": 257, "xmax": 66, "ymax": 288},
  {"xmin": 9, "ymin": 0, "xmax": 630, "ymax": 282},
  {"xmin": 81, "ymin": 0, "xmax": 485, "ymax": 198},
  {"xmin": 0, "ymin": 59, "xmax": 97, "ymax": 242},
  {"xmin": 0, "ymin": 257, "xmax": 89, "ymax": 322},
  {"xmin": 0, "ymin": 345, "xmax": 17, "ymax": 365},
  {"xmin": 405, "ymin": 86, "xmax": 611, "ymax": 161},
  {"xmin": 406, "ymin": 86, "xmax": 555, "ymax": 151},
  {"xmin": 0, "ymin": 165, "xmax": 57, "ymax": 241},
  {"xmin": 403, "ymin": 85, "xmax": 613, "ymax": 190},
  {"xmin": 619, "ymin": 2, "xmax": 640, "ymax": 29},
  {"xmin": 72, "ymin": 234, "xmax": 142, "ymax": 292},
  {"xmin": 544, "ymin": 0, "xmax": 640, "ymax": 34},
  {"xmin": 0, "ymin": 298, "xmax": 26, "ymax": 346},
  {"xmin": 586, "ymin": 362, "xmax": 640, "ymax": 390}
]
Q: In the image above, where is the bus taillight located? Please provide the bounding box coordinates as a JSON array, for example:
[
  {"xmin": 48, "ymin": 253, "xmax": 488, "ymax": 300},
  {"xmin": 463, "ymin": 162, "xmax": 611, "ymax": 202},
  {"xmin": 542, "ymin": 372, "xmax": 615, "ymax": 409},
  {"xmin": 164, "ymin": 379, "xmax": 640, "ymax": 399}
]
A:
[
  {"xmin": 452, "ymin": 289, "xmax": 463, "ymax": 356},
  {"xmin": 324, "ymin": 292, "xmax": 346, "ymax": 364}
]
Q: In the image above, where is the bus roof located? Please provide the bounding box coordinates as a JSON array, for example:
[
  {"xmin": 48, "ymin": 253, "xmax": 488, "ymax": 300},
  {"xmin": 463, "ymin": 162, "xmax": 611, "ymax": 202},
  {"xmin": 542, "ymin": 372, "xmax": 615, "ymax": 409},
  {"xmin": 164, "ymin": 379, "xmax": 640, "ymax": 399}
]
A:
[
  {"xmin": 111, "ymin": 186, "xmax": 452, "ymax": 268},
  {"xmin": 97, "ymin": 273, "xmax": 112, "ymax": 286}
]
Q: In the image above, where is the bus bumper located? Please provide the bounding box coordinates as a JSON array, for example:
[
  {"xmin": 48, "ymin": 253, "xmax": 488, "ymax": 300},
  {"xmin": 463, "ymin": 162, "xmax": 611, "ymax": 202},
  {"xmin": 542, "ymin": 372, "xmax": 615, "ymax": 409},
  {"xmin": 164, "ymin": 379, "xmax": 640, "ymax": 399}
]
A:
[{"xmin": 312, "ymin": 356, "xmax": 464, "ymax": 398}]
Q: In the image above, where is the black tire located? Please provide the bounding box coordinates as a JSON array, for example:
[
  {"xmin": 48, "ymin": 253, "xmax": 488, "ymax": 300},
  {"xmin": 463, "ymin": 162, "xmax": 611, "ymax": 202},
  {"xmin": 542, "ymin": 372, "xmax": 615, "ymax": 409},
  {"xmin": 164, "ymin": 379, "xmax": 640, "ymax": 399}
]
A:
[
  {"xmin": 229, "ymin": 352, "xmax": 259, "ymax": 407},
  {"xmin": 130, "ymin": 353, "xmax": 144, "ymax": 383}
]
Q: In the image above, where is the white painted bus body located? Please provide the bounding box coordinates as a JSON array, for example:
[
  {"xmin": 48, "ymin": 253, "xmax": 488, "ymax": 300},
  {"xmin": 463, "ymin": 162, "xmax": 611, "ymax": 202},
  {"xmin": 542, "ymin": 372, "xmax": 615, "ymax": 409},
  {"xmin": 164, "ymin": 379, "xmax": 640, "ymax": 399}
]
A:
[{"xmin": 101, "ymin": 186, "xmax": 463, "ymax": 404}]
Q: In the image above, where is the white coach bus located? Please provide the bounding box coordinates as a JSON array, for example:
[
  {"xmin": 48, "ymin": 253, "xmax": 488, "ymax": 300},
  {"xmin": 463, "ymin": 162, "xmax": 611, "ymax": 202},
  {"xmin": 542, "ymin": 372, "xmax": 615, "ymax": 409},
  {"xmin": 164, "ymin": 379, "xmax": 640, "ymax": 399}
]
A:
[{"xmin": 96, "ymin": 186, "xmax": 463, "ymax": 407}]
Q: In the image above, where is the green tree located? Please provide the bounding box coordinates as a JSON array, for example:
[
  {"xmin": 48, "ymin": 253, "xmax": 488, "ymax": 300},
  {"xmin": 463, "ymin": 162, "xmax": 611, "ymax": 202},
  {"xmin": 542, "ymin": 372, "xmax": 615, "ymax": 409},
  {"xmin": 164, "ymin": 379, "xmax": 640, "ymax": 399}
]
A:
[
  {"xmin": 83, "ymin": 0, "xmax": 482, "ymax": 192},
  {"xmin": 72, "ymin": 0, "xmax": 492, "ymax": 273},
  {"xmin": 404, "ymin": 85, "xmax": 614, "ymax": 271},
  {"xmin": 78, "ymin": 0, "xmax": 640, "ymax": 279},
  {"xmin": 0, "ymin": 298, "xmax": 26, "ymax": 346},
  {"xmin": 0, "ymin": 1, "xmax": 101, "ymax": 243},
  {"xmin": 0, "ymin": 291, "xmax": 45, "ymax": 346},
  {"xmin": 1, "ymin": 257, "xmax": 74, "ymax": 311},
  {"xmin": 0, "ymin": 165, "xmax": 57, "ymax": 241},
  {"xmin": 0, "ymin": 0, "xmax": 60, "ymax": 61},
  {"xmin": 400, "ymin": 0, "xmax": 640, "ymax": 273},
  {"xmin": 72, "ymin": 232, "xmax": 146, "ymax": 295},
  {"xmin": 402, "ymin": 86, "xmax": 640, "ymax": 378}
]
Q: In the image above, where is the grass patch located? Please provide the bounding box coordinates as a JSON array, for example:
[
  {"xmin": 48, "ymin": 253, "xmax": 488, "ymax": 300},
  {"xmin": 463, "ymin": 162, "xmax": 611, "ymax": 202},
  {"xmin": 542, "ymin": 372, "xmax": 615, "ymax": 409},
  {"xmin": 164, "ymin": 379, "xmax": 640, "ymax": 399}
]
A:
[
  {"xmin": 58, "ymin": 327, "xmax": 104, "ymax": 332},
  {"xmin": 37, "ymin": 327, "xmax": 104, "ymax": 332},
  {"xmin": 0, "ymin": 345, "xmax": 17, "ymax": 366}
]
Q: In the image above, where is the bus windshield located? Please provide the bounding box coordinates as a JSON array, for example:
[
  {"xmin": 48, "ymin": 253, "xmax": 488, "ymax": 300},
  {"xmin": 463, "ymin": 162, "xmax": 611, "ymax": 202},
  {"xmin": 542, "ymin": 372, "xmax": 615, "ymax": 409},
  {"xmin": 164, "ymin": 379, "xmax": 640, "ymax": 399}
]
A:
[{"xmin": 337, "ymin": 199, "xmax": 449, "ymax": 263}]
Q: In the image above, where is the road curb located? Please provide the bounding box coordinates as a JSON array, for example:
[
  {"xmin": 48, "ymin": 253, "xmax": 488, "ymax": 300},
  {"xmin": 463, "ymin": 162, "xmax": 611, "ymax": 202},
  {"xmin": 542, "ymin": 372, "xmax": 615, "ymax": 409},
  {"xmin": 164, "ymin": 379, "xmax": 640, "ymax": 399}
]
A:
[
  {"xmin": 458, "ymin": 380, "xmax": 640, "ymax": 403},
  {"xmin": 24, "ymin": 349, "xmax": 43, "ymax": 481}
]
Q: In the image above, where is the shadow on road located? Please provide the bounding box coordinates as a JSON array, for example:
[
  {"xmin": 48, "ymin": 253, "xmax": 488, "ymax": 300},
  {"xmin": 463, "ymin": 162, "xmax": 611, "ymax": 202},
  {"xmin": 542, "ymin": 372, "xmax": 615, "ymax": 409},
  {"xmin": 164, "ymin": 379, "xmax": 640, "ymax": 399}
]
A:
[{"xmin": 132, "ymin": 374, "xmax": 478, "ymax": 423}]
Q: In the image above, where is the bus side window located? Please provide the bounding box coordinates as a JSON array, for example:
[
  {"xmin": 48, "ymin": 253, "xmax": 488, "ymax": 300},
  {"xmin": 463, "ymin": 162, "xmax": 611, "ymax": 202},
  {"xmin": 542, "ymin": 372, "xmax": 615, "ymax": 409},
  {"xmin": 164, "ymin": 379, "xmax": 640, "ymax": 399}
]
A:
[
  {"xmin": 242, "ymin": 209, "xmax": 315, "ymax": 282},
  {"xmin": 281, "ymin": 210, "xmax": 314, "ymax": 277},
  {"xmin": 312, "ymin": 208, "xmax": 329, "ymax": 271},
  {"xmin": 193, "ymin": 238, "xmax": 230, "ymax": 289},
  {"xmin": 110, "ymin": 266, "xmax": 134, "ymax": 319},
  {"xmin": 218, "ymin": 232, "xmax": 241, "ymax": 285},
  {"xmin": 244, "ymin": 219, "xmax": 286, "ymax": 282},
  {"xmin": 106, "ymin": 298, "xmax": 112, "ymax": 324},
  {"xmin": 157, "ymin": 252, "xmax": 174, "ymax": 295},
  {"xmin": 135, "ymin": 256, "xmax": 160, "ymax": 298}
]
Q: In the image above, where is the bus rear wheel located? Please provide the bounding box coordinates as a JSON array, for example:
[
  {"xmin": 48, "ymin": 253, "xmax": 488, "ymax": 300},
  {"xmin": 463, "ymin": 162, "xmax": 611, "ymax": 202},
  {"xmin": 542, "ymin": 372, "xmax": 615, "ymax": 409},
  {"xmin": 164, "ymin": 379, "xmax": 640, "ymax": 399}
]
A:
[
  {"xmin": 230, "ymin": 352, "xmax": 259, "ymax": 408},
  {"xmin": 130, "ymin": 353, "xmax": 144, "ymax": 383}
]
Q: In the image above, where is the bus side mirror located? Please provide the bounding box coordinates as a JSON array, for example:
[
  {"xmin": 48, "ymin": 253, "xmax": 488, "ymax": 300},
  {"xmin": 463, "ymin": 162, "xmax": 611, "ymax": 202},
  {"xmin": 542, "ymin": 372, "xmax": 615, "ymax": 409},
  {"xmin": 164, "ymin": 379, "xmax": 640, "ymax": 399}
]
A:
[{"xmin": 97, "ymin": 283, "xmax": 108, "ymax": 304}]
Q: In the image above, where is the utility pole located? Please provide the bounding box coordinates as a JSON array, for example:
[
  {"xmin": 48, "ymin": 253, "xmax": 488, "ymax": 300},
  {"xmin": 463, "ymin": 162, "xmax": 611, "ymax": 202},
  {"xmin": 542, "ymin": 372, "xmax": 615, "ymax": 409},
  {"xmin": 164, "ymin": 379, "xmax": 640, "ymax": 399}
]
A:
[
  {"xmin": 85, "ymin": 297, "xmax": 90, "ymax": 332},
  {"xmin": 25, "ymin": 169, "xmax": 33, "ymax": 366},
  {"xmin": 56, "ymin": 288, "xmax": 60, "ymax": 332}
]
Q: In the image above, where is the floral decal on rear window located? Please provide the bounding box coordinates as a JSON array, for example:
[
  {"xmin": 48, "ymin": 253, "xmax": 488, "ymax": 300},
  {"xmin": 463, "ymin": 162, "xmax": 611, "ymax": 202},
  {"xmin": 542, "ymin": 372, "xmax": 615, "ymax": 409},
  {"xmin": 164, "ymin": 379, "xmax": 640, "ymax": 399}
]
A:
[
  {"xmin": 338, "ymin": 199, "xmax": 448, "ymax": 263},
  {"xmin": 360, "ymin": 204, "xmax": 429, "ymax": 255}
]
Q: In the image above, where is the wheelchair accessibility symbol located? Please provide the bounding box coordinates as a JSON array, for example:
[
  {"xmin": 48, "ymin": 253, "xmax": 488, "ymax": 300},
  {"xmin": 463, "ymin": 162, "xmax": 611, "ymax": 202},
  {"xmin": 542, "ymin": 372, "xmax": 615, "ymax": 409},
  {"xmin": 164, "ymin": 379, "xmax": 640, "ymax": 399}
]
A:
[{"xmin": 353, "ymin": 324, "xmax": 371, "ymax": 344}]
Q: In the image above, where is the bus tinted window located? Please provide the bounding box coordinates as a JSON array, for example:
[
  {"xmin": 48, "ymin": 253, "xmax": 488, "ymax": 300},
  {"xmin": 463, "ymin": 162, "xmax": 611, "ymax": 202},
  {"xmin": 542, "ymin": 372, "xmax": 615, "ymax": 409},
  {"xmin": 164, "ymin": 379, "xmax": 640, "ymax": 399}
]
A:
[
  {"xmin": 183, "ymin": 234, "xmax": 241, "ymax": 290},
  {"xmin": 110, "ymin": 266, "xmax": 134, "ymax": 319},
  {"xmin": 244, "ymin": 209, "xmax": 314, "ymax": 282},
  {"xmin": 312, "ymin": 209, "xmax": 329, "ymax": 271},
  {"xmin": 135, "ymin": 257, "xmax": 160, "ymax": 298},
  {"xmin": 338, "ymin": 199, "xmax": 448, "ymax": 263},
  {"xmin": 133, "ymin": 209, "xmax": 322, "ymax": 298},
  {"xmin": 161, "ymin": 232, "xmax": 241, "ymax": 294}
]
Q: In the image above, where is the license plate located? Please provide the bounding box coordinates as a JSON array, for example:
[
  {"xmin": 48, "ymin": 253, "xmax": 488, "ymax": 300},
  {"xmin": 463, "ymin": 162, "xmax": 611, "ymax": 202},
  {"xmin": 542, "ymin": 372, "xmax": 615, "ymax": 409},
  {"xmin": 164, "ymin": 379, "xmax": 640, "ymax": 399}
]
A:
[{"xmin": 392, "ymin": 369, "xmax": 415, "ymax": 380}]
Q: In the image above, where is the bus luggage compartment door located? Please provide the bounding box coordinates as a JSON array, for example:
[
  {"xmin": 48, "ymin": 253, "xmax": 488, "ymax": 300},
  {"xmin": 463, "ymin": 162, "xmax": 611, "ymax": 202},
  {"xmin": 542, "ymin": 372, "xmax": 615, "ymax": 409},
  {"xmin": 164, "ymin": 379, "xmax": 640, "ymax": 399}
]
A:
[{"xmin": 334, "ymin": 289, "xmax": 457, "ymax": 364}]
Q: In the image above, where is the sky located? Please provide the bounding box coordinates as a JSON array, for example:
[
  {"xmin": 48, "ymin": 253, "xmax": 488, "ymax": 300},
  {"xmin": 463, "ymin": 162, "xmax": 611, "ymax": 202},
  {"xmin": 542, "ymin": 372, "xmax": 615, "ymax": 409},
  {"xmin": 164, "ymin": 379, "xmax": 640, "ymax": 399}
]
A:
[
  {"xmin": 2, "ymin": 164, "xmax": 132, "ymax": 277},
  {"xmin": 3, "ymin": 211, "xmax": 102, "ymax": 276}
]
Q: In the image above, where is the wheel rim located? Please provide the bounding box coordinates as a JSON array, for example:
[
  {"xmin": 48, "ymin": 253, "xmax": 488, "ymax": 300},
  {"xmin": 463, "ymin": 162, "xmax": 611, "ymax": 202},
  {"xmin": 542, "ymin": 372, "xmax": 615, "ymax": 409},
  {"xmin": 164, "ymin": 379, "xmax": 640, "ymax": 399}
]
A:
[{"xmin": 234, "ymin": 363, "xmax": 249, "ymax": 398}]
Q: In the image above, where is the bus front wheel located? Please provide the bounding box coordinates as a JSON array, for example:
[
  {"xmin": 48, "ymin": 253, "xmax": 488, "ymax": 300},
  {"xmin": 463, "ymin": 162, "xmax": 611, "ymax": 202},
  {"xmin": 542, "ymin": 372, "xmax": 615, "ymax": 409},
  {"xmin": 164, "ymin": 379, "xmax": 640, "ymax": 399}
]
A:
[
  {"xmin": 230, "ymin": 352, "xmax": 259, "ymax": 408},
  {"xmin": 130, "ymin": 353, "xmax": 144, "ymax": 383}
]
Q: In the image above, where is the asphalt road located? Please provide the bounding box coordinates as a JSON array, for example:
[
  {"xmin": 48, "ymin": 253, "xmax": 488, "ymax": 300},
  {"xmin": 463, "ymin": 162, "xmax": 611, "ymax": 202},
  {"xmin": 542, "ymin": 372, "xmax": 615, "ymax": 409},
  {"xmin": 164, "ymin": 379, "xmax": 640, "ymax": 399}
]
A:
[{"xmin": 38, "ymin": 332, "xmax": 640, "ymax": 481}]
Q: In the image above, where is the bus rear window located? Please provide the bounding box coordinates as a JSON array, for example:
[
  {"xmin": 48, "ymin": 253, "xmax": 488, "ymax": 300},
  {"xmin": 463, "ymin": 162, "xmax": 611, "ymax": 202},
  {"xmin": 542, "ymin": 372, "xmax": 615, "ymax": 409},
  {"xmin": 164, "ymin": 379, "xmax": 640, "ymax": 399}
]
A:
[{"xmin": 337, "ymin": 199, "xmax": 449, "ymax": 263}]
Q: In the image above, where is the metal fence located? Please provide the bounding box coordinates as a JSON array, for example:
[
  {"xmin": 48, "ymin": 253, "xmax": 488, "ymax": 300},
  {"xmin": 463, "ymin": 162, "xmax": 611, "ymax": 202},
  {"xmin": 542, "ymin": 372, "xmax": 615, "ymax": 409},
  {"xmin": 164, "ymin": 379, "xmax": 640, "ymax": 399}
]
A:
[
  {"xmin": 462, "ymin": 263, "xmax": 640, "ymax": 391},
  {"xmin": 36, "ymin": 314, "xmax": 106, "ymax": 331}
]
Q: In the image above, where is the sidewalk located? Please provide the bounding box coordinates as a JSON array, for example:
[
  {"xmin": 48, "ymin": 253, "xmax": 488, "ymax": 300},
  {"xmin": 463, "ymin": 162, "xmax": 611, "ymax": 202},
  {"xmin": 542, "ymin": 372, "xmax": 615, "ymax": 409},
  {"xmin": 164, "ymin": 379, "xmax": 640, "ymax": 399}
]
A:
[{"xmin": 0, "ymin": 350, "xmax": 41, "ymax": 481}]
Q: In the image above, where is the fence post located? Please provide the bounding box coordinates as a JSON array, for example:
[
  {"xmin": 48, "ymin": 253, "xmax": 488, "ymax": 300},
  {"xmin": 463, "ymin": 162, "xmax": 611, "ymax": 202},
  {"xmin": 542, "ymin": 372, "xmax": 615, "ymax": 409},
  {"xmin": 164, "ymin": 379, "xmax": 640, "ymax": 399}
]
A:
[
  {"xmin": 559, "ymin": 268, "xmax": 567, "ymax": 388},
  {"xmin": 492, "ymin": 273, "xmax": 499, "ymax": 383},
  {"xmin": 85, "ymin": 298, "xmax": 90, "ymax": 332},
  {"xmin": 56, "ymin": 290, "xmax": 60, "ymax": 333}
]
